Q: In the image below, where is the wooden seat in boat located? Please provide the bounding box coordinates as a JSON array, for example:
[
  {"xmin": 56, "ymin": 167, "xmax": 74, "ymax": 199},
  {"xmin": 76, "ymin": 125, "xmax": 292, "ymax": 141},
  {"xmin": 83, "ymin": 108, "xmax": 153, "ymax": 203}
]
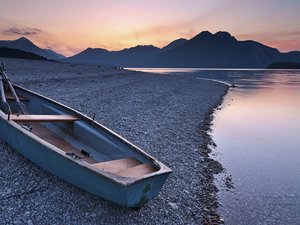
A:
[
  {"xmin": 9, "ymin": 114, "xmax": 79, "ymax": 122},
  {"xmin": 94, "ymin": 158, "xmax": 157, "ymax": 177},
  {"xmin": 116, "ymin": 163, "xmax": 157, "ymax": 177},
  {"xmin": 93, "ymin": 157, "xmax": 142, "ymax": 173},
  {"xmin": 30, "ymin": 123, "xmax": 96, "ymax": 164}
]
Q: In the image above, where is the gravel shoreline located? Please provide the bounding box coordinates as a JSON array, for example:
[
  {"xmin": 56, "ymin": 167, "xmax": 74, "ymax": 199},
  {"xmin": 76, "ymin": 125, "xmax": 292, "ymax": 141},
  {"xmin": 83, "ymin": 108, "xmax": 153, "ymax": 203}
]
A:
[{"xmin": 0, "ymin": 58, "xmax": 228, "ymax": 225}]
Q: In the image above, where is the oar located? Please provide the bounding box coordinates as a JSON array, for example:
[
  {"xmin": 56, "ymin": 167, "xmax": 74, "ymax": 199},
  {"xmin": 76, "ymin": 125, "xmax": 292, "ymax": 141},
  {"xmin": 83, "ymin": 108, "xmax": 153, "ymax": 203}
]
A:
[
  {"xmin": 0, "ymin": 63, "xmax": 31, "ymax": 130},
  {"xmin": 0, "ymin": 77, "xmax": 12, "ymax": 114},
  {"xmin": 0, "ymin": 64, "xmax": 27, "ymax": 114}
]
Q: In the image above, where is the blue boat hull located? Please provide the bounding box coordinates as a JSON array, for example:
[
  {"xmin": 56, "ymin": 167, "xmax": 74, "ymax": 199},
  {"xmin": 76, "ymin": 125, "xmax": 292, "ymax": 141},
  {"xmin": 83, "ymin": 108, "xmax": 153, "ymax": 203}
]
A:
[{"xmin": 0, "ymin": 85, "xmax": 171, "ymax": 207}]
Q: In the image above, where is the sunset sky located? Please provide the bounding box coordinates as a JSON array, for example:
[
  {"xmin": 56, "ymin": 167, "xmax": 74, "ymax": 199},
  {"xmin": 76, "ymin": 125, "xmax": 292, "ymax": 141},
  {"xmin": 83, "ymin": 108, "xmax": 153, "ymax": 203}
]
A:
[{"xmin": 0, "ymin": 0, "xmax": 299, "ymax": 56}]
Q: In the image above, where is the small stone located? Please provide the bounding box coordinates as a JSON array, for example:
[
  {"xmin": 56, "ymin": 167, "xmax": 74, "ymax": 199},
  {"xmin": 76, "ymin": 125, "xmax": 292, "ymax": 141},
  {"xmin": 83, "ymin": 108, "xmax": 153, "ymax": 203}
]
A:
[
  {"xmin": 25, "ymin": 211, "xmax": 30, "ymax": 216},
  {"xmin": 168, "ymin": 202, "xmax": 179, "ymax": 209},
  {"xmin": 27, "ymin": 219, "xmax": 34, "ymax": 225}
]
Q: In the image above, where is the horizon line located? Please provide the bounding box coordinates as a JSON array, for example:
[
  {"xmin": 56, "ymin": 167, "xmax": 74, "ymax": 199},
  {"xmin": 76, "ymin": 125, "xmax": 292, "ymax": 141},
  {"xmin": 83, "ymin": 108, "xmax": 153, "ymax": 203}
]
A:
[{"xmin": 1, "ymin": 30, "xmax": 300, "ymax": 57}]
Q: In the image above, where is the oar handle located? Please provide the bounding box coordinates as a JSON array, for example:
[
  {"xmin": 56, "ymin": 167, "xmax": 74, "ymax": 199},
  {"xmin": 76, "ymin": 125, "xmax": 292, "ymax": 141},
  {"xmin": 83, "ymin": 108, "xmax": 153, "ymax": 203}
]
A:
[
  {"xmin": 0, "ymin": 79, "xmax": 6, "ymax": 102},
  {"xmin": 0, "ymin": 78, "xmax": 12, "ymax": 114}
]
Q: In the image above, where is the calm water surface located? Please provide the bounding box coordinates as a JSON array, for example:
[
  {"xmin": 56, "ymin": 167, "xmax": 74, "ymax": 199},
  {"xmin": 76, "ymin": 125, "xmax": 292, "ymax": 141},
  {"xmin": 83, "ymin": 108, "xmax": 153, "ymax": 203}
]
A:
[{"xmin": 131, "ymin": 68, "xmax": 300, "ymax": 224}]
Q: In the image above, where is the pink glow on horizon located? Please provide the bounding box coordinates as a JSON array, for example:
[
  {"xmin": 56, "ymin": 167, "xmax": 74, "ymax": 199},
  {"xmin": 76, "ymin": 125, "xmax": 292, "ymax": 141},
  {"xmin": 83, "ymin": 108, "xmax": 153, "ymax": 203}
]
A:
[{"xmin": 0, "ymin": 0, "xmax": 299, "ymax": 56}]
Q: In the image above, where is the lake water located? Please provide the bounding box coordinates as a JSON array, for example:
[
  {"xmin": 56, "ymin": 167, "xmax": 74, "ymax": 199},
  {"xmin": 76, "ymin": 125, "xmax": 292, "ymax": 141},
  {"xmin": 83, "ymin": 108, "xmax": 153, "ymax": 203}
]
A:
[{"xmin": 130, "ymin": 68, "xmax": 300, "ymax": 224}]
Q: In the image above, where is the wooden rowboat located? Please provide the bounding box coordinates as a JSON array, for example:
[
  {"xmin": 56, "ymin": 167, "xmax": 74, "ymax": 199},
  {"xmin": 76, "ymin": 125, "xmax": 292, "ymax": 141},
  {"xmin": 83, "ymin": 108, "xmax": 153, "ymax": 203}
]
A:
[{"xmin": 0, "ymin": 66, "xmax": 172, "ymax": 208}]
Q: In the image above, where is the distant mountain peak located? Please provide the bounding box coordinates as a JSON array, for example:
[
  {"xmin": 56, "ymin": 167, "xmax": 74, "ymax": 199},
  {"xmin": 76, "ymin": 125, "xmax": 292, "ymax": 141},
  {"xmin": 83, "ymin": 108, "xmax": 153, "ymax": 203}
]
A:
[
  {"xmin": 82, "ymin": 47, "xmax": 109, "ymax": 53},
  {"xmin": 214, "ymin": 31, "xmax": 237, "ymax": 41},
  {"xmin": 191, "ymin": 31, "xmax": 214, "ymax": 41},
  {"xmin": 0, "ymin": 36, "xmax": 65, "ymax": 59},
  {"xmin": 83, "ymin": 47, "xmax": 103, "ymax": 51},
  {"xmin": 15, "ymin": 36, "xmax": 33, "ymax": 44},
  {"xmin": 161, "ymin": 38, "xmax": 188, "ymax": 52},
  {"xmin": 16, "ymin": 37, "xmax": 28, "ymax": 40},
  {"xmin": 130, "ymin": 45, "xmax": 158, "ymax": 49},
  {"xmin": 214, "ymin": 31, "xmax": 231, "ymax": 37},
  {"xmin": 199, "ymin": 31, "xmax": 213, "ymax": 36},
  {"xmin": 122, "ymin": 45, "xmax": 160, "ymax": 53},
  {"xmin": 173, "ymin": 38, "xmax": 188, "ymax": 42},
  {"xmin": 191, "ymin": 31, "xmax": 237, "ymax": 42}
]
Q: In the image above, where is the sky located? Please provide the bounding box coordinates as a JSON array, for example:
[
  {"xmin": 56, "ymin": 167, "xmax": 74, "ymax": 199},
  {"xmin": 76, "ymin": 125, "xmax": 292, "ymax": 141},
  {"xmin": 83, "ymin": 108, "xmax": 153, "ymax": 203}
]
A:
[{"xmin": 0, "ymin": 0, "xmax": 299, "ymax": 56}]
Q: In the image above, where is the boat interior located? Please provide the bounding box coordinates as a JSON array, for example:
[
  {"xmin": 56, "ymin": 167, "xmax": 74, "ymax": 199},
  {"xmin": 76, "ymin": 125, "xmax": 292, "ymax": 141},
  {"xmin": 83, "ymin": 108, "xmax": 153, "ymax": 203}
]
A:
[{"xmin": 1, "ymin": 88, "xmax": 159, "ymax": 178}]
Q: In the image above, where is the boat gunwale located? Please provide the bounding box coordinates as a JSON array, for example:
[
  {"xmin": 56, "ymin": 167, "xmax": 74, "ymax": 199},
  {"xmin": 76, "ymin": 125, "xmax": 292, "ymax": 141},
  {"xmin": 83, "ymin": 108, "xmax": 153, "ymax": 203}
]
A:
[{"xmin": 0, "ymin": 84, "xmax": 172, "ymax": 186}]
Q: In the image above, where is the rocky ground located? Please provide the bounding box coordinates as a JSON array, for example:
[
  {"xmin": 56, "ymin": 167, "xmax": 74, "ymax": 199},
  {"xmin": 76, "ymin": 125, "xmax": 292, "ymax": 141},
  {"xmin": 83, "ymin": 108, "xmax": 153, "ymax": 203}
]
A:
[{"xmin": 0, "ymin": 58, "xmax": 228, "ymax": 225}]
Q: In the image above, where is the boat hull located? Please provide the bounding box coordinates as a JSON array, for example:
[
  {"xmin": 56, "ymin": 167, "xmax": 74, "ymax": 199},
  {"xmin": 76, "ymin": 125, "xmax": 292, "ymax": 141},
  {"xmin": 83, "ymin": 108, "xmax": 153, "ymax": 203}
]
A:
[
  {"xmin": 0, "ymin": 110, "xmax": 170, "ymax": 207},
  {"xmin": 0, "ymin": 86, "xmax": 171, "ymax": 208}
]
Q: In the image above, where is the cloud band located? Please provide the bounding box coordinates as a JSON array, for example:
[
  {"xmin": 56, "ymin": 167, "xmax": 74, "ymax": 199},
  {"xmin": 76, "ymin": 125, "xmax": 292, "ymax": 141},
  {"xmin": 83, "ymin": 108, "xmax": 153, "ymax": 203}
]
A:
[{"xmin": 2, "ymin": 27, "xmax": 42, "ymax": 36}]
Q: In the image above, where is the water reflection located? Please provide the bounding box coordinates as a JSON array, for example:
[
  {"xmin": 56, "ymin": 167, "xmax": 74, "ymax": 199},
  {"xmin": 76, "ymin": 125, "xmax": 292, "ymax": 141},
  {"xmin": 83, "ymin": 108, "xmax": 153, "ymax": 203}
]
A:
[
  {"xmin": 197, "ymin": 70, "xmax": 300, "ymax": 224},
  {"xmin": 131, "ymin": 68, "xmax": 300, "ymax": 224},
  {"xmin": 131, "ymin": 68, "xmax": 300, "ymax": 89}
]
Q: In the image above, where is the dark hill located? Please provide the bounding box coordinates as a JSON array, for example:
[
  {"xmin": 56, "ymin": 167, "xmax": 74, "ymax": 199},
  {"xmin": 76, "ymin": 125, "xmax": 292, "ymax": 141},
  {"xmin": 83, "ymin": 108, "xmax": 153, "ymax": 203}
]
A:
[
  {"xmin": 0, "ymin": 37, "xmax": 65, "ymax": 59},
  {"xmin": 0, "ymin": 47, "xmax": 48, "ymax": 60},
  {"xmin": 64, "ymin": 45, "xmax": 160, "ymax": 67},
  {"xmin": 160, "ymin": 38, "xmax": 188, "ymax": 52}
]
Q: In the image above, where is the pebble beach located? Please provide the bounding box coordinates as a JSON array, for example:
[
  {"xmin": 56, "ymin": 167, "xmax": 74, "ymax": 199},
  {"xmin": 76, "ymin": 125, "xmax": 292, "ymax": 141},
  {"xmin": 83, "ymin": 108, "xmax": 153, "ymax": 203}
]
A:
[{"xmin": 0, "ymin": 58, "xmax": 228, "ymax": 225}]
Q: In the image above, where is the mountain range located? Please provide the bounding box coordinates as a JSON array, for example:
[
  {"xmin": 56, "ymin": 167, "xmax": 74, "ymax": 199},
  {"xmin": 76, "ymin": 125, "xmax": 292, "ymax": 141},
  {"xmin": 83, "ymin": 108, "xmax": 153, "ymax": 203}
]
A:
[
  {"xmin": 64, "ymin": 31, "xmax": 300, "ymax": 68},
  {"xmin": 0, "ymin": 37, "xmax": 65, "ymax": 59},
  {"xmin": 1, "ymin": 31, "xmax": 300, "ymax": 68}
]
